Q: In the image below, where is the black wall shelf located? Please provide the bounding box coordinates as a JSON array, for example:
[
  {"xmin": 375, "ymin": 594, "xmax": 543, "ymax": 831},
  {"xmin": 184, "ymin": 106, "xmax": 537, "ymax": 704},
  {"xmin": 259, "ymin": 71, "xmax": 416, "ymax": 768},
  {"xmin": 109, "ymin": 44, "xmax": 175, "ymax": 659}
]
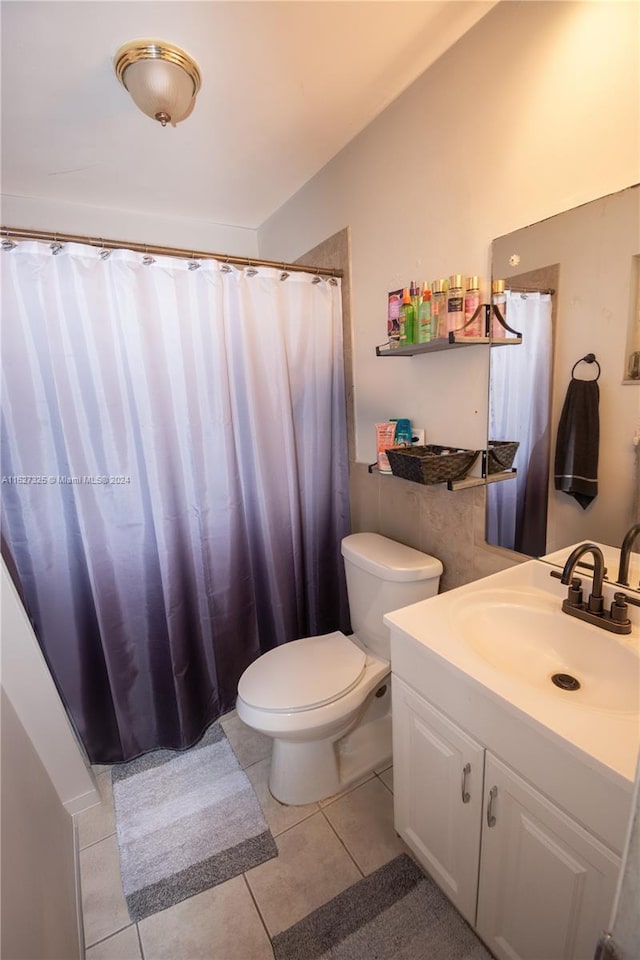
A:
[
  {"xmin": 375, "ymin": 334, "xmax": 521, "ymax": 358},
  {"xmin": 367, "ymin": 462, "xmax": 517, "ymax": 492},
  {"xmin": 377, "ymin": 303, "xmax": 522, "ymax": 356}
]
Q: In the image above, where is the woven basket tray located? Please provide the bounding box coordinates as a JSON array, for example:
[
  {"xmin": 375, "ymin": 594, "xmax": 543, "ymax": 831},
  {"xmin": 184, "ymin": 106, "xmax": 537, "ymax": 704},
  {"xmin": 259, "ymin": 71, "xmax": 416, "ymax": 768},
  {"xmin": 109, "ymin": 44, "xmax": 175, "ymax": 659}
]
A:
[
  {"xmin": 487, "ymin": 440, "xmax": 519, "ymax": 474},
  {"xmin": 386, "ymin": 445, "xmax": 480, "ymax": 485}
]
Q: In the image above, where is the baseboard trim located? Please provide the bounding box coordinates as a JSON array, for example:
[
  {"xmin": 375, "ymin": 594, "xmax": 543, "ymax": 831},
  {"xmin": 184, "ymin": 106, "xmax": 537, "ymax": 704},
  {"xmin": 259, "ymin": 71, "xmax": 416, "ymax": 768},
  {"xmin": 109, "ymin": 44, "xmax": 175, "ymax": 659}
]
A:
[
  {"xmin": 64, "ymin": 784, "xmax": 100, "ymax": 816},
  {"xmin": 72, "ymin": 817, "xmax": 86, "ymax": 960}
]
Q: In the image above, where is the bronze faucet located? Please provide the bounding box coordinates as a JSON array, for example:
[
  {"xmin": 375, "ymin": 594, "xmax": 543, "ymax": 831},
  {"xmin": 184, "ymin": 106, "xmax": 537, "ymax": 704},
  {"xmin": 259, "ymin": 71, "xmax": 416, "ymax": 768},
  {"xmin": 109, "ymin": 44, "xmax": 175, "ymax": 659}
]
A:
[
  {"xmin": 561, "ymin": 543, "xmax": 605, "ymax": 613},
  {"xmin": 556, "ymin": 542, "xmax": 636, "ymax": 635},
  {"xmin": 616, "ymin": 523, "xmax": 640, "ymax": 587}
]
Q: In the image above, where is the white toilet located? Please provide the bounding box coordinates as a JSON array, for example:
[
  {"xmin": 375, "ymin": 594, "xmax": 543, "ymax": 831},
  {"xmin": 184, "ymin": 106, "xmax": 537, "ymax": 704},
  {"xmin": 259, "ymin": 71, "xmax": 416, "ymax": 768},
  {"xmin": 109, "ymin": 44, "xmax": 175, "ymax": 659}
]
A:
[{"xmin": 236, "ymin": 533, "xmax": 442, "ymax": 804}]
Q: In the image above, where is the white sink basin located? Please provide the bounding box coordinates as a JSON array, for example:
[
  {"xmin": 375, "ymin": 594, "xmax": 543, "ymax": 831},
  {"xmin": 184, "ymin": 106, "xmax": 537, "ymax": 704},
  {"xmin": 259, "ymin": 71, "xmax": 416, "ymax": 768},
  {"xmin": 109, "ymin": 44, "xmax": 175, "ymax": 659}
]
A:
[
  {"xmin": 384, "ymin": 558, "xmax": 640, "ymax": 782},
  {"xmin": 450, "ymin": 587, "xmax": 639, "ymax": 712}
]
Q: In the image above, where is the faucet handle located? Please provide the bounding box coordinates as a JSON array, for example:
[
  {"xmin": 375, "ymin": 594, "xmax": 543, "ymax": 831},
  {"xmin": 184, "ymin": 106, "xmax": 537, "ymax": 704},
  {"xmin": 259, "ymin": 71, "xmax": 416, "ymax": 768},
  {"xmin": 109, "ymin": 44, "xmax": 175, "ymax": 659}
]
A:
[
  {"xmin": 550, "ymin": 570, "xmax": 583, "ymax": 605},
  {"xmin": 568, "ymin": 578, "xmax": 583, "ymax": 605},
  {"xmin": 614, "ymin": 591, "xmax": 640, "ymax": 609},
  {"xmin": 611, "ymin": 593, "xmax": 632, "ymax": 625}
]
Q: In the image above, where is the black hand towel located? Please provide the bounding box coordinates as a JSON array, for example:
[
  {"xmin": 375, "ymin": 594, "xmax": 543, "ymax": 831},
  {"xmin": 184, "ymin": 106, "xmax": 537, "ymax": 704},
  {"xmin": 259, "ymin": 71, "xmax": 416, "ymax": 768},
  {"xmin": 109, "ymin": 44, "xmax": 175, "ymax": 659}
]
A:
[{"xmin": 554, "ymin": 379, "xmax": 599, "ymax": 509}]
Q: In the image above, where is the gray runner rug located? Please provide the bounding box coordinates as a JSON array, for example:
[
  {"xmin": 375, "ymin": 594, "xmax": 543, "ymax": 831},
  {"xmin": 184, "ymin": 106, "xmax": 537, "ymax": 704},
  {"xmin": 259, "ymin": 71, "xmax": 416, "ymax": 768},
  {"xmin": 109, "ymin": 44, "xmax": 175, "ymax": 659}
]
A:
[
  {"xmin": 272, "ymin": 854, "xmax": 491, "ymax": 960},
  {"xmin": 112, "ymin": 722, "xmax": 277, "ymax": 922}
]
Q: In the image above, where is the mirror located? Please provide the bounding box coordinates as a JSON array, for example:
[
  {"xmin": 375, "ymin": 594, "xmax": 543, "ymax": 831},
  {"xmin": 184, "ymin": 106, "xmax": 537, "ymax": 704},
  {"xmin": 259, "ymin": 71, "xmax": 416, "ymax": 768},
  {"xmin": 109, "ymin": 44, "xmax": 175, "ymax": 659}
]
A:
[{"xmin": 486, "ymin": 185, "xmax": 640, "ymax": 565}]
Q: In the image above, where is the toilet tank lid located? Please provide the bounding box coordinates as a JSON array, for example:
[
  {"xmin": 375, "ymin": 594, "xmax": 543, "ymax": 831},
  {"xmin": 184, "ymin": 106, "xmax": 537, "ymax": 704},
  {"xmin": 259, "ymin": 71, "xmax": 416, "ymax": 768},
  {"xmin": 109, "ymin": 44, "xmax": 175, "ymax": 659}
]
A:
[{"xmin": 341, "ymin": 533, "xmax": 443, "ymax": 582}]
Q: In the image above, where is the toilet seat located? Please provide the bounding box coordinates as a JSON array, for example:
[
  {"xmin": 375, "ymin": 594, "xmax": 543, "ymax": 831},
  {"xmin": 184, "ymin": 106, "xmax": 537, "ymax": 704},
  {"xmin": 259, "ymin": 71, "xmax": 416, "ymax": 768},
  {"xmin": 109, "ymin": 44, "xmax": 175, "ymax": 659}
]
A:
[{"xmin": 237, "ymin": 631, "xmax": 367, "ymax": 713}]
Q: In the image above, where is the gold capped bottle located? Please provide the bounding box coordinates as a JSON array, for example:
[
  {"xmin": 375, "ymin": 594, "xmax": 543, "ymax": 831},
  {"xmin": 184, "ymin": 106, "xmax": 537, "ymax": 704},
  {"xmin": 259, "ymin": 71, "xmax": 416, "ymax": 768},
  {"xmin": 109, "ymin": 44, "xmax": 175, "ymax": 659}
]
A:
[
  {"xmin": 431, "ymin": 279, "xmax": 448, "ymax": 339},
  {"xmin": 491, "ymin": 279, "xmax": 507, "ymax": 339}
]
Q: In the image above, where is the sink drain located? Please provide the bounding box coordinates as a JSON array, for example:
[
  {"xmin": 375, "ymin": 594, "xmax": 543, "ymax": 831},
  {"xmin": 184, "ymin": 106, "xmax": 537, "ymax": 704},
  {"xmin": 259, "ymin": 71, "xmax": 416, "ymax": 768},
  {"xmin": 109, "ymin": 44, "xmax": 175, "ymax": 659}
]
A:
[{"xmin": 551, "ymin": 673, "xmax": 581, "ymax": 692}]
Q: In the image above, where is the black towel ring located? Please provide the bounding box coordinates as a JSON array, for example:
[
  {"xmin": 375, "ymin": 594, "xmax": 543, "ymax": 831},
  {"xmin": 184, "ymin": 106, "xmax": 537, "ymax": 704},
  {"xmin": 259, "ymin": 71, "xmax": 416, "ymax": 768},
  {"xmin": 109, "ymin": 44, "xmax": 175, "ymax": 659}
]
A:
[{"xmin": 571, "ymin": 353, "xmax": 601, "ymax": 381}]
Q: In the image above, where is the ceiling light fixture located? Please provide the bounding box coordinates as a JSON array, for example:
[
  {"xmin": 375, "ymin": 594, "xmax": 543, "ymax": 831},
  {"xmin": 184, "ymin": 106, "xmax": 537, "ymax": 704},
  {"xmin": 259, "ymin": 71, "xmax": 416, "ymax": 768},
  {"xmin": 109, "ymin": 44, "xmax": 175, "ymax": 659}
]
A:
[{"xmin": 114, "ymin": 39, "xmax": 201, "ymax": 127}]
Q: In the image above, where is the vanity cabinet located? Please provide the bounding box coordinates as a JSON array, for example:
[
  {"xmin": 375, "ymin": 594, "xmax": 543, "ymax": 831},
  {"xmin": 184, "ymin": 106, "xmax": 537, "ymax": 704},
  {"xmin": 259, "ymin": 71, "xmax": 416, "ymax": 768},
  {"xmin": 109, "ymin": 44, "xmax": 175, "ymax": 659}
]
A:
[
  {"xmin": 392, "ymin": 677, "xmax": 621, "ymax": 960},
  {"xmin": 476, "ymin": 752, "xmax": 621, "ymax": 960},
  {"xmin": 392, "ymin": 678, "xmax": 483, "ymax": 924}
]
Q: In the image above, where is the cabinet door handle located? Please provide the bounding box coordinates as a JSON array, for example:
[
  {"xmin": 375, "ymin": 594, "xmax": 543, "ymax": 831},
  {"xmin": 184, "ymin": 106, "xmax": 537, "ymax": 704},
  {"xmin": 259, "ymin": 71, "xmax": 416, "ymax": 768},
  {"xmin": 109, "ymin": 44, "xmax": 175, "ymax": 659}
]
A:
[
  {"xmin": 461, "ymin": 762, "xmax": 471, "ymax": 803},
  {"xmin": 487, "ymin": 785, "xmax": 498, "ymax": 827}
]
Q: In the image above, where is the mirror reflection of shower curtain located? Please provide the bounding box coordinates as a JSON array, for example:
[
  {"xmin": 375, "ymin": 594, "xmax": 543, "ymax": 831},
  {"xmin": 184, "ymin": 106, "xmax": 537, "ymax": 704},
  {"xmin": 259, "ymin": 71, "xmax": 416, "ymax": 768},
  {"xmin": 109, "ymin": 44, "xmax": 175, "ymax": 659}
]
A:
[{"xmin": 487, "ymin": 292, "xmax": 553, "ymax": 555}]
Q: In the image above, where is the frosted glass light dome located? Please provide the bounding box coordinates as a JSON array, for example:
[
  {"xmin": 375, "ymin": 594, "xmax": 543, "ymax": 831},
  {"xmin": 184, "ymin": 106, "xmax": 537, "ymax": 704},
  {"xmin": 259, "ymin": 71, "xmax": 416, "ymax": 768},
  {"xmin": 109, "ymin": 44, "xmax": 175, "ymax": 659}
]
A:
[{"xmin": 114, "ymin": 39, "xmax": 201, "ymax": 127}]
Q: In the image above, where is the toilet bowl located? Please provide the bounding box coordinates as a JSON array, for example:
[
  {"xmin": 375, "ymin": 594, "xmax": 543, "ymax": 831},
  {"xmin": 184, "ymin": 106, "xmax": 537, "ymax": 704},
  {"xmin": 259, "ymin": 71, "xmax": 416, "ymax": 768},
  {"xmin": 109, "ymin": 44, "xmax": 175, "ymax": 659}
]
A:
[{"xmin": 236, "ymin": 533, "xmax": 442, "ymax": 805}]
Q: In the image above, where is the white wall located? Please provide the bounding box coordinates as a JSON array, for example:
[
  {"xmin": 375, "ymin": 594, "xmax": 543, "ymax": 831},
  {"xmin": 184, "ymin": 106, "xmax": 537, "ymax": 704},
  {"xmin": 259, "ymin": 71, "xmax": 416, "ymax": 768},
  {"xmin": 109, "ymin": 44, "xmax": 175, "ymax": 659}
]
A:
[
  {"xmin": 1, "ymin": 561, "xmax": 98, "ymax": 814},
  {"xmin": 257, "ymin": 0, "xmax": 640, "ymax": 464},
  {"xmin": 1, "ymin": 193, "xmax": 259, "ymax": 258},
  {"xmin": 1, "ymin": 690, "xmax": 82, "ymax": 960}
]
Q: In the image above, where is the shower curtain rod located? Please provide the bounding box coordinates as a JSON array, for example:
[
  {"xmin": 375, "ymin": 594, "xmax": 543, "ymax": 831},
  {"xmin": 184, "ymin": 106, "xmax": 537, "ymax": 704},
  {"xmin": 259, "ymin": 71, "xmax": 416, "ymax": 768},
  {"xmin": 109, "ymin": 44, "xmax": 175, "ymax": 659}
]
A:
[{"xmin": 0, "ymin": 225, "xmax": 343, "ymax": 278}]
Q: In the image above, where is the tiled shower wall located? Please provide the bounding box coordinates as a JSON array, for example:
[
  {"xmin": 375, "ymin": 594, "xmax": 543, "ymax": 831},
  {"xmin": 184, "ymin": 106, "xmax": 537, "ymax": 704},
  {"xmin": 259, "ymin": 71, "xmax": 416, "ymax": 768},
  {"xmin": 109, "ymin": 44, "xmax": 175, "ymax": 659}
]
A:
[{"xmin": 298, "ymin": 228, "xmax": 523, "ymax": 592}]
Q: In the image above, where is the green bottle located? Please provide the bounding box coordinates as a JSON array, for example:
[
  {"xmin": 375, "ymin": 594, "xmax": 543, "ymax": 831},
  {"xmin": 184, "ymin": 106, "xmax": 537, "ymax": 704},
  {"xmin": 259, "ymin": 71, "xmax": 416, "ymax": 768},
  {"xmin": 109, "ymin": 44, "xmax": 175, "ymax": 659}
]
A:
[
  {"xmin": 418, "ymin": 288, "xmax": 432, "ymax": 343},
  {"xmin": 400, "ymin": 288, "xmax": 415, "ymax": 345}
]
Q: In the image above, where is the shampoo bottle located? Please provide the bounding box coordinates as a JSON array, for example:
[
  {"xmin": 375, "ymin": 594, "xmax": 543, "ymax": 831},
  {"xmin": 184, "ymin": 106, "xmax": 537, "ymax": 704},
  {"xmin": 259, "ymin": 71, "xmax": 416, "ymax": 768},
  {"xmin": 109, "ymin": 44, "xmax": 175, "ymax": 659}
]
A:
[
  {"xmin": 418, "ymin": 288, "xmax": 432, "ymax": 343},
  {"xmin": 447, "ymin": 274, "xmax": 464, "ymax": 335},
  {"xmin": 464, "ymin": 276, "xmax": 482, "ymax": 337},
  {"xmin": 399, "ymin": 288, "xmax": 415, "ymax": 345}
]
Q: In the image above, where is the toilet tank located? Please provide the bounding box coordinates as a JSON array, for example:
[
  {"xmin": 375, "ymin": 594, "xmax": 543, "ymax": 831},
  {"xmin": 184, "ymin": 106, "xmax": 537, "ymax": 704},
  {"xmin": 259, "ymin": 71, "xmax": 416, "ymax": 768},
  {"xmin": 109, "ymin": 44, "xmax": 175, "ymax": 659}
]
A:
[{"xmin": 341, "ymin": 533, "xmax": 442, "ymax": 661}]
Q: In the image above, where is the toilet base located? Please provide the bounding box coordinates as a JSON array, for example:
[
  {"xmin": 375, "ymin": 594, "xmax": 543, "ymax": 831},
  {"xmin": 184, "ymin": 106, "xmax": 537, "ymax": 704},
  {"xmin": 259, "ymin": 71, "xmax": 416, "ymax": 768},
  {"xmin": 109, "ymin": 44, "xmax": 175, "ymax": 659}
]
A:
[{"xmin": 269, "ymin": 711, "xmax": 392, "ymax": 805}]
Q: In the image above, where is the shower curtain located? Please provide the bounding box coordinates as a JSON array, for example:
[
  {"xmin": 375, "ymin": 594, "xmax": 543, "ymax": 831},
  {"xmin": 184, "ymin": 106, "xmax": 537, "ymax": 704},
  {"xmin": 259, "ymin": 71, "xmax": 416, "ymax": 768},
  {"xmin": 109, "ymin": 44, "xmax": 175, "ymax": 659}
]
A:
[
  {"xmin": 1, "ymin": 241, "xmax": 349, "ymax": 762},
  {"xmin": 486, "ymin": 291, "xmax": 552, "ymax": 556}
]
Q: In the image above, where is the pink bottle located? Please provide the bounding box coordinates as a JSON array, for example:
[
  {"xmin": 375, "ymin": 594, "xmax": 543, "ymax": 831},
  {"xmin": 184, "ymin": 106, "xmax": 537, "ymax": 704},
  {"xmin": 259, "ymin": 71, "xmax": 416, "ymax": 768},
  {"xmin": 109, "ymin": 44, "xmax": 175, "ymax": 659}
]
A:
[{"xmin": 464, "ymin": 276, "xmax": 482, "ymax": 337}]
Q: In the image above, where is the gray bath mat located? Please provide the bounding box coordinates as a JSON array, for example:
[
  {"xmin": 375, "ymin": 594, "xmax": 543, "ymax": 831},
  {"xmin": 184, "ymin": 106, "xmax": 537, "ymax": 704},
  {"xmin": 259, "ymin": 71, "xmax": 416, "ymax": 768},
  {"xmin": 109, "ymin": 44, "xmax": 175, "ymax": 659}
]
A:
[
  {"xmin": 272, "ymin": 853, "xmax": 491, "ymax": 960},
  {"xmin": 112, "ymin": 722, "xmax": 277, "ymax": 922}
]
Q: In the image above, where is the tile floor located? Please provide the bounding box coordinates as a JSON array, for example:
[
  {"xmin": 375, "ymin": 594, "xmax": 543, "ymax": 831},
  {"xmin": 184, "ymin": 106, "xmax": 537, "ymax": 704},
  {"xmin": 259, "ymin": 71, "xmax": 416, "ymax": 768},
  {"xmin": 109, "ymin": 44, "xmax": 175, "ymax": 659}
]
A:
[{"xmin": 78, "ymin": 710, "xmax": 410, "ymax": 960}]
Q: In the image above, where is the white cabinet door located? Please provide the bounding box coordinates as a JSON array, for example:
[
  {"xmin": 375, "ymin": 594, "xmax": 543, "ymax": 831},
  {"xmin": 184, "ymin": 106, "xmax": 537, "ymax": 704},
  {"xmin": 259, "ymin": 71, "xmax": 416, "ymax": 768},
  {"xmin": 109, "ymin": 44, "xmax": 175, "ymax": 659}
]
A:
[
  {"xmin": 392, "ymin": 676, "xmax": 484, "ymax": 925},
  {"xmin": 477, "ymin": 753, "xmax": 621, "ymax": 960}
]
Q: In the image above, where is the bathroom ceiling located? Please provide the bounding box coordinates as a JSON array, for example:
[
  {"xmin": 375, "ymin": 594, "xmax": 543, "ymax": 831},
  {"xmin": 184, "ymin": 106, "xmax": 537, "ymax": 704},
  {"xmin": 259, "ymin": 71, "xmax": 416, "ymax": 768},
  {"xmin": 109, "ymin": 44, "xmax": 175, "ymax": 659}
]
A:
[{"xmin": 1, "ymin": 1, "xmax": 496, "ymax": 231}]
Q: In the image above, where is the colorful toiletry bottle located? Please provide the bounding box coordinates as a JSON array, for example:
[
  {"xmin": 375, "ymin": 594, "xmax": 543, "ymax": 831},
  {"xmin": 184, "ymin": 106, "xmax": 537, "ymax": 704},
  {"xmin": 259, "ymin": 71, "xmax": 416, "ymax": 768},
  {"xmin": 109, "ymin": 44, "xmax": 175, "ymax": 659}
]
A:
[
  {"xmin": 410, "ymin": 280, "xmax": 421, "ymax": 323},
  {"xmin": 464, "ymin": 276, "xmax": 482, "ymax": 337},
  {"xmin": 391, "ymin": 418, "xmax": 412, "ymax": 447},
  {"xmin": 418, "ymin": 287, "xmax": 432, "ymax": 343},
  {"xmin": 447, "ymin": 275, "xmax": 464, "ymax": 336},
  {"xmin": 491, "ymin": 279, "xmax": 507, "ymax": 339},
  {"xmin": 399, "ymin": 287, "xmax": 416, "ymax": 345},
  {"xmin": 387, "ymin": 289, "xmax": 403, "ymax": 348},
  {"xmin": 431, "ymin": 279, "xmax": 448, "ymax": 339}
]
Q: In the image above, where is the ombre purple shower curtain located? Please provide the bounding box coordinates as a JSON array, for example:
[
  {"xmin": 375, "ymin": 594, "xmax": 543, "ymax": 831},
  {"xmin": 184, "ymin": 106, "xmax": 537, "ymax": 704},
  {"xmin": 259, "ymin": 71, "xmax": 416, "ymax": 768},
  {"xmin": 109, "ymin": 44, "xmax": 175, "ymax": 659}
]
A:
[{"xmin": 1, "ymin": 241, "xmax": 349, "ymax": 762}]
